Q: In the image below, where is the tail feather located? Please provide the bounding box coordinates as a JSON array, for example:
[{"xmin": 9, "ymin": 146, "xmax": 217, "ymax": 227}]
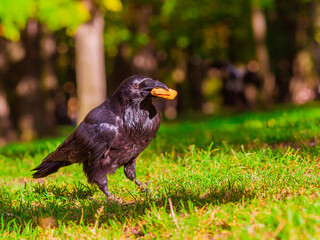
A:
[
  {"xmin": 32, "ymin": 135, "xmax": 75, "ymax": 179},
  {"xmin": 32, "ymin": 161, "xmax": 71, "ymax": 178}
]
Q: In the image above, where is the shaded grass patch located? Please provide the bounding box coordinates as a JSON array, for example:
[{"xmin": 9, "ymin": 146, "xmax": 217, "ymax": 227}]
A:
[{"xmin": 1, "ymin": 103, "xmax": 320, "ymax": 239}]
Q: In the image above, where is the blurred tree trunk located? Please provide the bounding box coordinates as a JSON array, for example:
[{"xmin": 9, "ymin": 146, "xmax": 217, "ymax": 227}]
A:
[
  {"xmin": 132, "ymin": 43, "xmax": 157, "ymax": 78},
  {"xmin": 251, "ymin": 7, "xmax": 275, "ymax": 104},
  {"xmin": 41, "ymin": 29, "xmax": 57, "ymax": 135},
  {"xmin": 0, "ymin": 88, "xmax": 16, "ymax": 145},
  {"xmin": 187, "ymin": 56, "xmax": 204, "ymax": 111},
  {"xmin": 75, "ymin": 1, "xmax": 106, "ymax": 124},
  {"xmin": 0, "ymin": 39, "xmax": 17, "ymax": 144},
  {"xmin": 15, "ymin": 20, "xmax": 51, "ymax": 141},
  {"xmin": 308, "ymin": 0, "xmax": 320, "ymax": 79},
  {"xmin": 268, "ymin": 0, "xmax": 298, "ymax": 102},
  {"xmin": 131, "ymin": 5, "xmax": 157, "ymax": 79},
  {"xmin": 109, "ymin": 44, "xmax": 132, "ymax": 95}
]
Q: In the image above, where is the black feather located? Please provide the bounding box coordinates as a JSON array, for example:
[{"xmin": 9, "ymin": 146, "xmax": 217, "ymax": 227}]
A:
[
  {"xmin": 32, "ymin": 161, "xmax": 72, "ymax": 178},
  {"xmin": 31, "ymin": 75, "xmax": 169, "ymax": 198}
]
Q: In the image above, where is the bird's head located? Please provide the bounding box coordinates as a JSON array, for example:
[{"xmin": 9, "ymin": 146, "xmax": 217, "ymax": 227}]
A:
[{"xmin": 114, "ymin": 75, "xmax": 176, "ymax": 103}]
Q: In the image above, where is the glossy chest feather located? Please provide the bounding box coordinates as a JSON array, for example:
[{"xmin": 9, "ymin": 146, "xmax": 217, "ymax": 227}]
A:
[{"xmin": 108, "ymin": 100, "xmax": 160, "ymax": 165}]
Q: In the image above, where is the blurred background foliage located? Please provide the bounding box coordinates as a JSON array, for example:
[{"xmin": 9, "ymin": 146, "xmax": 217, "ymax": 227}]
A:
[{"xmin": 0, "ymin": 0, "xmax": 320, "ymax": 144}]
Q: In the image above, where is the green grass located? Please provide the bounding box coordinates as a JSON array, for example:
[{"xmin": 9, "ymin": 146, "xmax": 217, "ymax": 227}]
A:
[{"xmin": 1, "ymin": 103, "xmax": 320, "ymax": 239}]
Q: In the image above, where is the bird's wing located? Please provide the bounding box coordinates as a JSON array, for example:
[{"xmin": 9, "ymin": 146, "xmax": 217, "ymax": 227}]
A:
[{"xmin": 43, "ymin": 108, "xmax": 120, "ymax": 164}]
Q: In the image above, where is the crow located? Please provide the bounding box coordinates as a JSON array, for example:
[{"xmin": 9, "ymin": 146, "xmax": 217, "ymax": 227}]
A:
[{"xmin": 32, "ymin": 75, "xmax": 176, "ymax": 198}]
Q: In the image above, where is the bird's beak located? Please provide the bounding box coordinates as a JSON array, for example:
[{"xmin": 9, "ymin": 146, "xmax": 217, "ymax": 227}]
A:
[
  {"xmin": 154, "ymin": 81, "xmax": 169, "ymax": 91},
  {"xmin": 142, "ymin": 81, "xmax": 168, "ymax": 93},
  {"xmin": 150, "ymin": 81, "xmax": 177, "ymax": 100},
  {"xmin": 142, "ymin": 80, "xmax": 177, "ymax": 100}
]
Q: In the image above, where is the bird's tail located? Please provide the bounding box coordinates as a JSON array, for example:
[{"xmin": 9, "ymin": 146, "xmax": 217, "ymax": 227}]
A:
[{"xmin": 32, "ymin": 161, "xmax": 71, "ymax": 178}]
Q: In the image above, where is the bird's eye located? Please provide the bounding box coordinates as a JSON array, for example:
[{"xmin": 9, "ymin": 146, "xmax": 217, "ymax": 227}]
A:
[{"xmin": 133, "ymin": 83, "xmax": 139, "ymax": 89}]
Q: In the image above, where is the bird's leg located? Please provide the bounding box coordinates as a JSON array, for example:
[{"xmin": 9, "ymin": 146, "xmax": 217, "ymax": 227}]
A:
[
  {"xmin": 95, "ymin": 176, "xmax": 124, "ymax": 204},
  {"xmin": 134, "ymin": 178, "xmax": 143, "ymax": 187},
  {"xmin": 95, "ymin": 178, "xmax": 112, "ymax": 197},
  {"xmin": 124, "ymin": 158, "xmax": 147, "ymax": 191}
]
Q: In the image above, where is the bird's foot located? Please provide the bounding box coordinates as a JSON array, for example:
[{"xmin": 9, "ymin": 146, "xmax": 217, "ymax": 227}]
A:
[
  {"xmin": 104, "ymin": 194, "xmax": 121, "ymax": 204},
  {"xmin": 87, "ymin": 193, "xmax": 120, "ymax": 204},
  {"xmin": 87, "ymin": 196, "xmax": 96, "ymax": 202},
  {"xmin": 106, "ymin": 194, "xmax": 130, "ymax": 205},
  {"xmin": 136, "ymin": 181, "xmax": 152, "ymax": 195}
]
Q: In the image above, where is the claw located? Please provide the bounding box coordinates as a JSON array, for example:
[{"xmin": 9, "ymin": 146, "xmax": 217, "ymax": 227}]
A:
[
  {"xmin": 138, "ymin": 181, "xmax": 152, "ymax": 196},
  {"xmin": 105, "ymin": 194, "xmax": 121, "ymax": 204},
  {"xmin": 134, "ymin": 179, "xmax": 148, "ymax": 192}
]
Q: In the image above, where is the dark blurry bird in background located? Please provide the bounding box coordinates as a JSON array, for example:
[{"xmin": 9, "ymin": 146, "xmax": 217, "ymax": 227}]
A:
[{"xmin": 32, "ymin": 75, "xmax": 177, "ymax": 198}]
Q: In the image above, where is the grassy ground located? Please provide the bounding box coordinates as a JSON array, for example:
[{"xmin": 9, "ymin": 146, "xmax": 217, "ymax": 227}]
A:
[{"xmin": 1, "ymin": 103, "xmax": 320, "ymax": 239}]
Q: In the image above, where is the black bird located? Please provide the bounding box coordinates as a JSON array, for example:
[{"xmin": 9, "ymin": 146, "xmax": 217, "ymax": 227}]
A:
[{"xmin": 32, "ymin": 75, "xmax": 175, "ymax": 198}]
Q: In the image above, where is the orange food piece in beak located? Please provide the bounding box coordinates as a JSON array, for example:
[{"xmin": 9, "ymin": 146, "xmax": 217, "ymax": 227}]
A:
[{"xmin": 151, "ymin": 87, "xmax": 177, "ymax": 100}]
